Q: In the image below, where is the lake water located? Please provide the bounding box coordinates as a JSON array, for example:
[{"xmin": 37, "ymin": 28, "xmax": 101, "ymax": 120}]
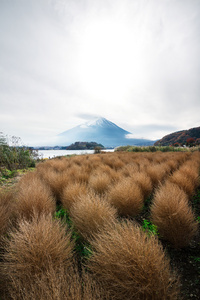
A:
[{"xmin": 38, "ymin": 149, "xmax": 114, "ymax": 159}]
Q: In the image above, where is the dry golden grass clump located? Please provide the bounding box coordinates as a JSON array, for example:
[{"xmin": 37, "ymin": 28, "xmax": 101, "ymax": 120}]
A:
[
  {"xmin": 169, "ymin": 170, "xmax": 197, "ymax": 198},
  {"xmin": 176, "ymin": 152, "xmax": 189, "ymax": 165},
  {"xmin": 0, "ymin": 190, "xmax": 16, "ymax": 237},
  {"xmin": 107, "ymin": 178, "xmax": 144, "ymax": 217},
  {"xmin": 70, "ymin": 192, "xmax": 117, "ymax": 241},
  {"xmin": 71, "ymin": 155, "xmax": 86, "ymax": 167},
  {"xmin": 145, "ymin": 163, "xmax": 169, "ymax": 187},
  {"xmin": 152, "ymin": 153, "xmax": 167, "ymax": 164},
  {"xmin": 1, "ymin": 213, "xmax": 75, "ymax": 298},
  {"xmin": 3, "ymin": 261, "xmax": 82, "ymax": 300},
  {"xmin": 66, "ymin": 165, "xmax": 83, "ymax": 182},
  {"xmin": 2, "ymin": 259, "xmax": 110, "ymax": 300},
  {"xmin": 101, "ymin": 155, "xmax": 124, "ymax": 170},
  {"xmin": 178, "ymin": 161, "xmax": 200, "ymax": 189},
  {"xmin": 150, "ymin": 182, "xmax": 198, "ymax": 248},
  {"xmin": 75, "ymin": 167, "xmax": 91, "ymax": 184},
  {"xmin": 89, "ymin": 172, "xmax": 111, "ymax": 195},
  {"xmin": 95, "ymin": 165, "xmax": 120, "ymax": 183},
  {"xmin": 85, "ymin": 155, "xmax": 102, "ymax": 169},
  {"xmin": 38, "ymin": 168, "xmax": 70, "ymax": 201},
  {"xmin": 81, "ymin": 269, "xmax": 111, "ymax": 300},
  {"xmin": 191, "ymin": 151, "xmax": 200, "ymax": 166},
  {"xmin": 135, "ymin": 157, "xmax": 151, "ymax": 172},
  {"xmin": 165, "ymin": 159, "xmax": 179, "ymax": 172},
  {"xmin": 15, "ymin": 172, "xmax": 56, "ymax": 221},
  {"xmin": 37, "ymin": 157, "xmax": 69, "ymax": 173},
  {"xmin": 132, "ymin": 171, "xmax": 153, "ymax": 199},
  {"xmin": 61, "ymin": 182, "xmax": 88, "ymax": 211},
  {"xmin": 119, "ymin": 163, "xmax": 139, "ymax": 177},
  {"xmin": 88, "ymin": 220, "xmax": 180, "ymax": 300}
]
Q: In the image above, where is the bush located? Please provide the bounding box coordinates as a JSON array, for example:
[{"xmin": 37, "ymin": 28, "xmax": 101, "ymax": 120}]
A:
[
  {"xmin": 132, "ymin": 172, "xmax": 153, "ymax": 199},
  {"xmin": 0, "ymin": 190, "xmax": 16, "ymax": 237},
  {"xmin": 70, "ymin": 192, "xmax": 117, "ymax": 241},
  {"xmin": 169, "ymin": 170, "xmax": 197, "ymax": 198},
  {"xmin": 0, "ymin": 132, "xmax": 37, "ymax": 171},
  {"xmin": 145, "ymin": 163, "xmax": 169, "ymax": 187},
  {"xmin": 108, "ymin": 178, "xmax": 144, "ymax": 217},
  {"xmin": 150, "ymin": 182, "xmax": 198, "ymax": 248},
  {"xmin": 88, "ymin": 220, "xmax": 180, "ymax": 299},
  {"xmin": 15, "ymin": 172, "xmax": 56, "ymax": 221},
  {"xmin": 94, "ymin": 146, "xmax": 102, "ymax": 154},
  {"xmin": 61, "ymin": 182, "xmax": 88, "ymax": 211},
  {"xmin": 1, "ymin": 213, "xmax": 74, "ymax": 298},
  {"xmin": 37, "ymin": 168, "xmax": 69, "ymax": 202},
  {"xmin": 89, "ymin": 172, "xmax": 111, "ymax": 195}
]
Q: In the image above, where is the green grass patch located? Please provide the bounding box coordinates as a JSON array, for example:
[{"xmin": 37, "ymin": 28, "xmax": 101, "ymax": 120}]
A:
[
  {"xmin": 54, "ymin": 206, "xmax": 92, "ymax": 260},
  {"xmin": 142, "ymin": 219, "xmax": 158, "ymax": 236}
]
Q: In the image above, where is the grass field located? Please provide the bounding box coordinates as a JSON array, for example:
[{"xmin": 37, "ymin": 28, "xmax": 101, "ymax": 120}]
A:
[{"xmin": 0, "ymin": 151, "xmax": 199, "ymax": 299}]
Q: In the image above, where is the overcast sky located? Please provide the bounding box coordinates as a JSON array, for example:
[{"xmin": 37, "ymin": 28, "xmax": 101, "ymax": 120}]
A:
[{"xmin": 0, "ymin": 0, "xmax": 200, "ymax": 145}]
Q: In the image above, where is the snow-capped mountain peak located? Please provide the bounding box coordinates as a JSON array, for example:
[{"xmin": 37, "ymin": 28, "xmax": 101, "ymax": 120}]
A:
[
  {"xmin": 57, "ymin": 117, "xmax": 154, "ymax": 147},
  {"xmin": 83, "ymin": 117, "xmax": 109, "ymax": 127}
]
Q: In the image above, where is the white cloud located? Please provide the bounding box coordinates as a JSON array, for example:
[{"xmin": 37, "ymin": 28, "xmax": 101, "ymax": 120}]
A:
[{"xmin": 0, "ymin": 0, "xmax": 200, "ymax": 145}]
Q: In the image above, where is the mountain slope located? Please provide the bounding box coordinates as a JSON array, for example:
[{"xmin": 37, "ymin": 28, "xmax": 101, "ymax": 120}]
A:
[
  {"xmin": 154, "ymin": 126, "xmax": 200, "ymax": 146},
  {"xmin": 56, "ymin": 117, "xmax": 154, "ymax": 147}
]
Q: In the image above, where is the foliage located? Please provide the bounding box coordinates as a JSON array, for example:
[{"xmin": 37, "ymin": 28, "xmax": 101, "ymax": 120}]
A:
[
  {"xmin": 54, "ymin": 207, "xmax": 92, "ymax": 260},
  {"xmin": 154, "ymin": 126, "xmax": 200, "ymax": 146},
  {"xmin": 142, "ymin": 219, "xmax": 158, "ymax": 236},
  {"xmin": 66, "ymin": 141, "xmax": 104, "ymax": 150},
  {"xmin": 94, "ymin": 146, "xmax": 102, "ymax": 153},
  {"xmin": 54, "ymin": 207, "xmax": 73, "ymax": 227},
  {"xmin": 189, "ymin": 256, "xmax": 200, "ymax": 263},
  {"xmin": 0, "ymin": 168, "xmax": 17, "ymax": 179},
  {"xmin": 115, "ymin": 145, "xmax": 189, "ymax": 152},
  {"xmin": 186, "ymin": 138, "xmax": 195, "ymax": 146},
  {"xmin": 0, "ymin": 132, "xmax": 37, "ymax": 171}
]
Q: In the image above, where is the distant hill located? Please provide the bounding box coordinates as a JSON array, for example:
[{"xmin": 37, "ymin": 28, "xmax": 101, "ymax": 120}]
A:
[
  {"xmin": 56, "ymin": 117, "xmax": 154, "ymax": 148},
  {"xmin": 66, "ymin": 141, "xmax": 104, "ymax": 150},
  {"xmin": 154, "ymin": 126, "xmax": 200, "ymax": 146}
]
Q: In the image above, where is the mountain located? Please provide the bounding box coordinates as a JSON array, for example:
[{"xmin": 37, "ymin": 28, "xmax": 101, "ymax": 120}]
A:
[
  {"xmin": 154, "ymin": 126, "xmax": 200, "ymax": 146},
  {"xmin": 56, "ymin": 117, "xmax": 154, "ymax": 148}
]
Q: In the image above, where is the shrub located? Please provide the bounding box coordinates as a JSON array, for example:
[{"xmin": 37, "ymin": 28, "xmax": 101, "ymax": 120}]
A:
[
  {"xmin": 145, "ymin": 163, "xmax": 169, "ymax": 187},
  {"xmin": 178, "ymin": 163, "xmax": 199, "ymax": 189},
  {"xmin": 89, "ymin": 172, "xmax": 111, "ymax": 195},
  {"xmin": 107, "ymin": 178, "xmax": 144, "ymax": 217},
  {"xmin": 165, "ymin": 159, "xmax": 179, "ymax": 172},
  {"xmin": 132, "ymin": 172, "xmax": 153, "ymax": 199},
  {"xmin": 5, "ymin": 261, "xmax": 82, "ymax": 300},
  {"xmin": 15, "ymin": 172, "xmax": 56, "ymax": 221},
  {"xmin": 119, "ymin": 163, "xmax": 139, "ymax": 177},
  {"xmin": 0, "ymin": 132, "xmax": 37, "ymax": 170},
  {"xmin": 102, "ymin": 155, "xmax": 124, "ymax": 170},
  {"xmin": 38, "ymin": 169, "xmax": 69, "ymax": 201},
  {"xmin": 150, "ymin": 182, "xmax": 198, "ymax": 248},
  {"xmin": 169, "ymin": 170, "xmax": 197, "ymax": 198},
  {"xmin": 88, "ymin": 220, "xmax": 180, "ymax": 300},
  {"xmin": 81, "ymin": 269, "xmax": 111, "ymax": 300},
  {"xmin": 61, "ymin": 182, "xmax": 88, "ymax": 211},
  {"xmin": 1, "ymin": 213, "xmax": 74, "ymax": 297},
  {"xmin": 75, "ymin": 167, "xmax": 90, "ymax": 184},
  {"xmin": 94, "ymin": 146, "xmax": 102, "ymax": 154},
  {"xmin": 94, "ymin": 165, "xmax": 120, "ymax": 183},
  {"xmin": 0, "ymin": 190, "xmax": 16, "ymax": 237},
  {"xmin": 70, "ymin": 192, "xmax": 117, "ymax": 241}
]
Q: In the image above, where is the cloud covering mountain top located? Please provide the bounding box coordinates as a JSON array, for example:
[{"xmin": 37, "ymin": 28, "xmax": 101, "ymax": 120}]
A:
[{"xmin": 56, "ymin": 117, "xmax": 153, "ymax": 147}]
